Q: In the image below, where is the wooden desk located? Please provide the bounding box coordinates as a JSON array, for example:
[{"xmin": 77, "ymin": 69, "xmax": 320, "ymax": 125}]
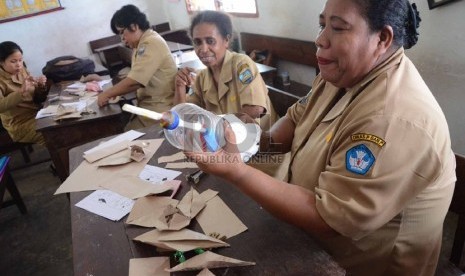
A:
[
  {"xmin": 68, "ymin": 126, "xmax": 345, "ymax": 276},
  {"xmin": 36, "ymin": 83, "xmax": 124, "ymax": 181}
]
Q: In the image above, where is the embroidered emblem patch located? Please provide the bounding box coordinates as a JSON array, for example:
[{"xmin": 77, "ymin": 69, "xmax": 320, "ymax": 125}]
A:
[
  {"xmin": 351, "ymin": 133, "xmax": 386, "ymax": 147},
  {"xmin": 137, "ymin": 46, "xmax": 146, "ymax": 56},
  {"xmin": 238, "ymin": 63, "xmax": 253, "ymax": 84},
  {"xmin": 346, "ymin": 144, "xmax": 375, "ymax": 175}
]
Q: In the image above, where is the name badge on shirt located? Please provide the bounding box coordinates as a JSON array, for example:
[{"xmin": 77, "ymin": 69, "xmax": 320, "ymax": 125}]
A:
[{"xmin": 346, "ymin": 144, "xmax": 375, "ymax": 175}]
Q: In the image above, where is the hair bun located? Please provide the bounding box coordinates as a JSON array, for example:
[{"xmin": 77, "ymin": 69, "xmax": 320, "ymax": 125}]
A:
[{"xmin": 405, "ymin": 2, "xmax": 421, "ymax": 49}]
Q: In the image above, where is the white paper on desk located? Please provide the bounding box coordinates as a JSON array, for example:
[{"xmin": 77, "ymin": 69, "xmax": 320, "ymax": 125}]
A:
[
  {"xmin": 84, "ymin": 130, "xmax": 145, "ymax": 155},
  {"xmin": 180, "ymin": 50, "xmax": 199, "ymax": 63},
  {"xmin": 139, "ymin": 165, "xmax": 181, "ymax": 183},
  {"xmin": 67, "ymin": 81, "xmax": 86, "ymax": 89},
  {"xmin": 35, "ymin": 102, "xmax": 88, "ymax": 119},
  {"xmin": 75, "ymin": 189, "xmax": 135, "ymax": 221}
]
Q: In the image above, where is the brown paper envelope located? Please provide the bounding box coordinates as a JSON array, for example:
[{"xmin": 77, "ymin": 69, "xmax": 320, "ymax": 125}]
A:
[
  {"xmin": 196, "ymin": 196, "xmax": 247, "ymax": 239},
  {"xmin": 83, "ymin": 140, "xmax": 129, "ymax": 163},
  {"xmin": 161, "ymin": 212, "xmax": 190, "ymax": 231},
  {"xmin": 100, "ymin": 178, "xmax": 181, "ymax": 199},
  {"xmin": 54, "ymin": 139, "xmax": 162, "ymax": 195},
  {"xmin": 126, "ymin": 196, "xmax": 179, "ymax": 228},
  {"xmin": 157, "ymin": 151, "xmax": 186, "ymax": 163},
  {"xmin": 166, "ymin": 251, "xmax": 255, "ymax": 272},
  {"xmin": 93, "ymin": 148, "xmax": 132, "ymax": 167},
  {"xmin": 197, "ymin": 268, "xmax": 215, "ymax": 276},
  {"xmin": 129, "ymin": 257, "xmax": 170, "ymax": 276},
  {"xmin": 134, "ymin": 228, "xmax": 229, "ymax": 252},
  {"xmin": 165, "ymin": 162, "xmax": 198, "ymax": 169},
  {"xmin": 178, "ymin": 189, "xmax": 217, "ymax": 218}
]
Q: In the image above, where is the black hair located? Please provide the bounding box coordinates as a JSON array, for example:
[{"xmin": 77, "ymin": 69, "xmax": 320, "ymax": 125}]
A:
[
  {"xmin": 189, "ymin": 10, "xmax": 233, "ymax": 40},
  {"xmin": 352, "ymin": 0, "xmax": 421, "ymax": 49},
  {"xmin": 110, "ymin": 4, "xmax": 151, "ymax": 34},
  {"xmin": 0, "ymin": 41, "xmax": 23, "ymax": 62}
]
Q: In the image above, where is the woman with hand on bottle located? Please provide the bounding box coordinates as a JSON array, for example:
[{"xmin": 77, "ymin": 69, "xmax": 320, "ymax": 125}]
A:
[{"xmin": 174, "ymin": 10, "xmax": 287, "ymax": 179}]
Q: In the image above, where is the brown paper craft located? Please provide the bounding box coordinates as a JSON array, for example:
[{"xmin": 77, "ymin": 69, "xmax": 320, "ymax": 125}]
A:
[
  {"xmin": 157, "ymin": 151, "xmax": 186, "ymax": 163},
  {"xmin": 54, "ymin": 139, "xmax": 162, "ymax": 195},
  {"xmin": 99, "ymin": 178, "xmax": 181, "ymax": 199},
  {"xmin": 196, "ymin": 195, "xmax": 247, "ymax": 239},
  {"xmin": 165, "ymin": 251, "xmax": 255, "ymax": 272},
  {"xmin": 165, "ymin": 162, "xmax": 198, "ymax": 169},
  {"xmin": 197, "ymin": 268, "xmax": 215, "ymax": 276},
  {"xmin": 126, "ymin": 196, "xmax": 180, "ymax": 228},
  {"xmin": 92, "ymin": 148, "xmax": 133, "ymax": 167},
  {"xmin": 129, "ymin": 257, "xmax": 170, "ymax": 276},
  {"xmin": 83, "ymin": 140, "xmax": 129, "ymax": 163},
  {"xmin": 133, "ymin": 228, "xmax": 229, "ymax": 252},
  {"xmin": 126, "ymin": 189, "xmax": 217, "ymax": 230}
]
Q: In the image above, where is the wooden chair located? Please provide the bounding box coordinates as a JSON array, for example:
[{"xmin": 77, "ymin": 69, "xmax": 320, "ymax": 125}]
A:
[
  {"xmin": 0, "ymin": 156, "xmax": 27, "ymax": 214},
  {"xmin": 266, "ymin": 85, "xmax": 301, "ymax": 117},
  {"xmin": 0, "ymin": 125, "xmax": 32, "ymax": 164},
  {"xmin": 449, "ymin": 153, "xmax": 465, "ymax": 268},
  {"xmin": 153, "ymin": 22, "xmax": 171, "ymax": 33}
]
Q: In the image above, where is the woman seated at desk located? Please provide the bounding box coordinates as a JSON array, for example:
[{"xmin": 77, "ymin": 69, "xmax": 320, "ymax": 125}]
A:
[
  {"xmin": 97, "ymin": 4, "xmax": 177, "ymax": 130},
  {"xmin": 0, "ymin": 41, "xmax": 48, "ymax": 146},
  {"xmin": 174, "ymin": 11, "xmax": 287, "ymax": 179}
]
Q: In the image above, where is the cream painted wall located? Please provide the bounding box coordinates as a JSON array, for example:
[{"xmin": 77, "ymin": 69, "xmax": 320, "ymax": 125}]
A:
[
  {"xmin": 1, "ymin": 0, "xmax": 463, "ymax": 153},
  {"xmin": 167, "ymin": 0, "xmax": 465, "ymax": 154},
  {"xmin": 0, "ymin": 0, "xmax": 168, "ymax": 76}
]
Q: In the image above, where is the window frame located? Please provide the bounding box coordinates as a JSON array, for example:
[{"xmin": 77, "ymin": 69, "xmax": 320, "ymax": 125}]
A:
[{"xmin": 185, "ymin": 0, "xmax": 259, "ymax": 18}]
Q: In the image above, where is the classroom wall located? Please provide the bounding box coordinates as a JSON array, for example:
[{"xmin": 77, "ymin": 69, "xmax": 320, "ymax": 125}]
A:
[
  {"xmin": 0, "ymin": 0, "xmax": 168, "ymax": 77},
  {"xmin": 1, "ymin": 0, "xmax": 464, "ymax": 154},
  {"xmin": 166, "ymin": 0, "xmax": 465, "ymax": 154}
]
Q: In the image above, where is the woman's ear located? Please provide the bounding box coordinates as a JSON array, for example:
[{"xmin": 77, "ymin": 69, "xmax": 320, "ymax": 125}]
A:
[{"xmin": 378, "ymin": 25, "xmax": 394, "ymax": 52}]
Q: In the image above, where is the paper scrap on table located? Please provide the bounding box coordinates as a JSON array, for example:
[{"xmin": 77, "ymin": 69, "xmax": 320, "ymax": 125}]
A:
[
  {"xmin": 165, "ymin": 162, "xmax": 198, "ymax": 169},
  {"xmin": 129, "ymin": 257, "xmax": 170, "ymax": 276},
  {"xmin": 126, "ymin": 189, "xmax": 216, "ymax": 230},
  {"xmin": 99, "ymin": 177, "xmax": 181, "ymax": 199},
  {"xmin": 157, "ymin": 152, "xmax": 186, "ymax": 164},
  {"xmin": 196, "ymin": 195, "xmax": 247, "ymax": 240},
  {"xmin": 75, "ymin": 189, "xmax": 134, "ymax": 221},
  {"xmin": 166, "ymin": 251, "xmax": 255, "ymax": 272},
  {"xmin": 126, "ymin": 196, "xmax": 179, "ymax": 228},
  {"xmin": 197, "ymin": 268, "xmax": 215, "ymax": 276},
  {"xmin": 84, "ymin": 140, "xmax": 129, "ymax": 163},
  {"xmin": 139, "ymin": 164, "xmax": 182, "ymax": 183},
  {"xmin": 54, "ymin": 139, "xmax": 162, "ymax": 194},
  {"xmin": 35, "ymin": 101, "xmax": 87, "ymax": 119},
  {"xmin": 84, "ymin": 130, "xmax": 145, "ymax": 155},
  {"xmin": 133, "ymin": 228, "xmax": 229, "ymax": 252}
]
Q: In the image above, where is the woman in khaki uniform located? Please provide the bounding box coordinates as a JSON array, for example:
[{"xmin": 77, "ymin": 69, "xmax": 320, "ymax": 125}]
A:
[
  {"xmin": 174, "ymin": 11, "xmax": 287, "ymax": 179},
  {"xmin": 98, "ymin": 5, "xmax": 177, "ymax": 130},
  {"xmin": 0, "ymin": 41, "xmax": 47, "ymax": 146},
  {"xmin": 185, "ymin": 1, "xmax": 456, "ymax": 275}
]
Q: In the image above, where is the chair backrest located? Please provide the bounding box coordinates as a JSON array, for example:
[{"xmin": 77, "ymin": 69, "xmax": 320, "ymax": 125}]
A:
[
  {"xmin": 449, "ymin": 152, "xmax": 465, "ymax": 267},
  {"xmin": 89, "ymin": 35, "xmax": 121, "ymax": 54},
  {"xmin": 153, "ymin": 22, "xmax": 171, "ymax": 33},
  {"xmin": 266, "ymin": 85, "xmax": 301, "ymax": 117},
  {"xmin": 450, "ymin": 153, "xmax": 465, "ymax": 214}
]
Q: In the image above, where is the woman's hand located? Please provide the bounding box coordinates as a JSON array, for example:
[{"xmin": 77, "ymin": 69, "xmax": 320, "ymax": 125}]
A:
[
  {"xmin": 184, "ymin": 120, "xmax": 247, "ymax": 181},
  {"xmin": 20, "ymin": 77, "xmax": 35, "ymax": 101},
  {"xmin": 175, "ymin": 67, "xmax": 197, "ymax": 88},
  {"xmin": 97, "ymin": 92, "xmax": 111, "ymax": 107}
]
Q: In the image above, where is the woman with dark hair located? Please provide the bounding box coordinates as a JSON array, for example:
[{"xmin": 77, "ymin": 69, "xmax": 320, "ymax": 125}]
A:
[
  {"xmin": 174, "ymin": 10, "xmax": 286, "ymax": 179},
  {"xmin": 0, "ymin": 41, "xmax": 48, "ymax": 145},
  {"xmin": 185, "ymin": 1, "xmax": 455, "ymax": 275},
  {"xmin": 98, "ymin": 4, "xmax": 177, "ymax": 130}
]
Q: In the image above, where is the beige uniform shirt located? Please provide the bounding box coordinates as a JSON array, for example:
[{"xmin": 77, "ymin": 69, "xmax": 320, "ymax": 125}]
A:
[
  {"xmin": 0, "ymin": 67, "xmax": 45, "ymax": 145},
  {"xmin": 127, "ymin": 29, "xmax": 177, "ymax": 129},
  {"xmin": 188, "ymin": 50, "xmax": 278, "ymax": 130},
  {"xmin": 286, "ymin": 48, "xmax": 455, "ymax": 275}
]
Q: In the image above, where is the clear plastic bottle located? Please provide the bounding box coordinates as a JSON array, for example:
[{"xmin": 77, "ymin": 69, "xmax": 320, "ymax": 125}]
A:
[{"xmin": 162, "ymin": 103, "xmax": 225, "ymax": 152}]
